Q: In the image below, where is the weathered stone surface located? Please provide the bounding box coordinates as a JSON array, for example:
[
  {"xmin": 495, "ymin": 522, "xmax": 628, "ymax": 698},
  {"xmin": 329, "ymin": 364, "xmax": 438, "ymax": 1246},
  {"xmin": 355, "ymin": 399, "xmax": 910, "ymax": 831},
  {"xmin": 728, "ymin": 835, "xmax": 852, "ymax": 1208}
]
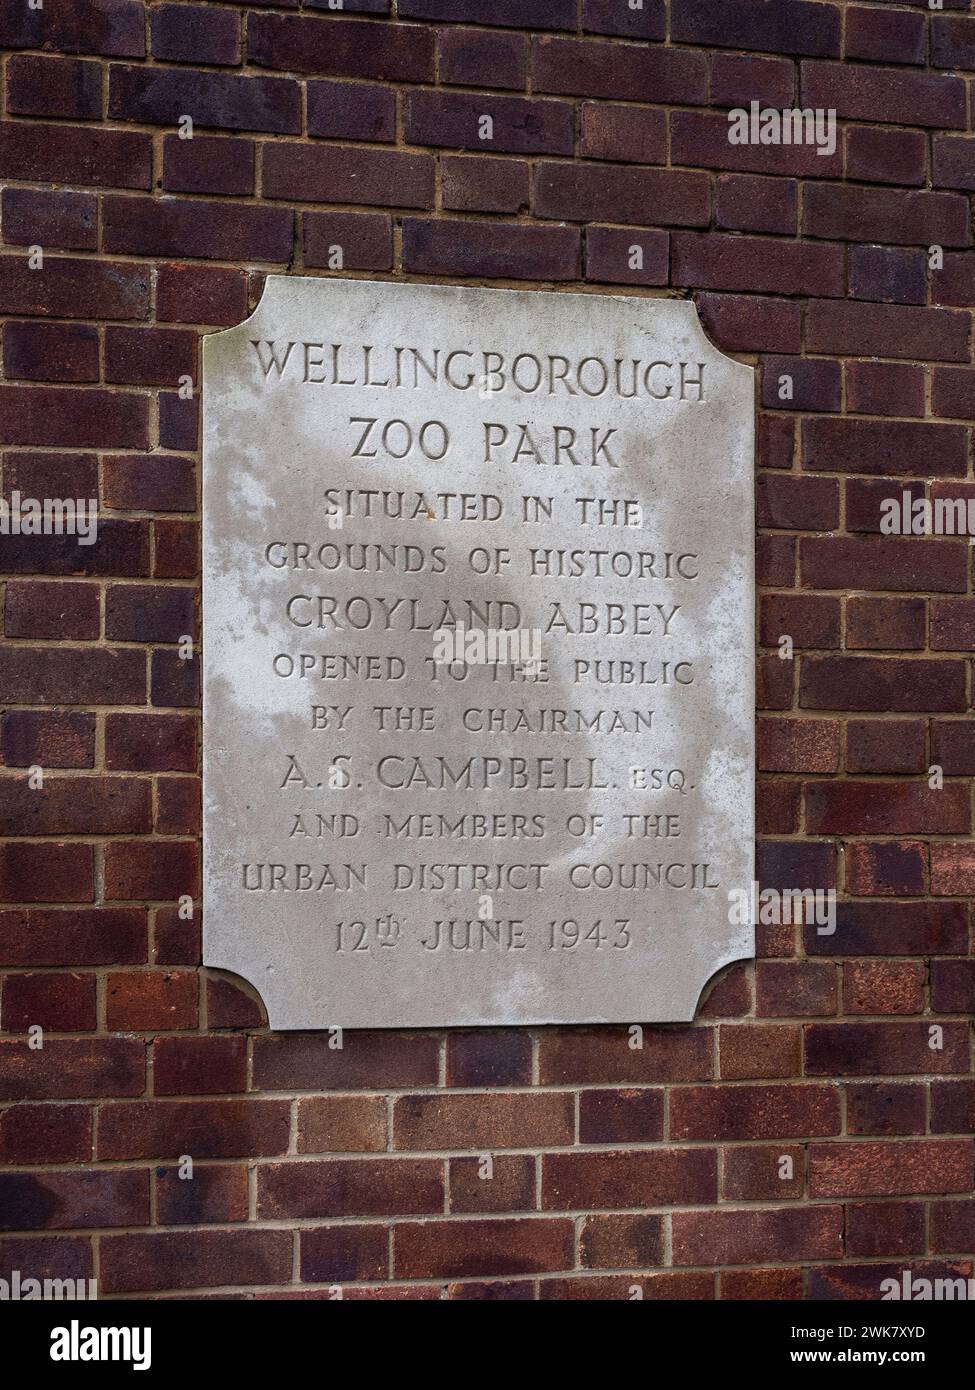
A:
[{"xmin": 203, "ymin": 278, "xmax": 754, "ymax": 1028}]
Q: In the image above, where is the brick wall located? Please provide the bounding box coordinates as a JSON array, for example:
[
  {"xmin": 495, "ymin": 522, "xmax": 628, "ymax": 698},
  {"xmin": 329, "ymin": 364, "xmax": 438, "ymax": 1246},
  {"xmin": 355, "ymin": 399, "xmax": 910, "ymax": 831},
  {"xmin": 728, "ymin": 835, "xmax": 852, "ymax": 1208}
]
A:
[{"xmin": 1, "ymin": 0, "xmax": 973, "ymax": 1300}]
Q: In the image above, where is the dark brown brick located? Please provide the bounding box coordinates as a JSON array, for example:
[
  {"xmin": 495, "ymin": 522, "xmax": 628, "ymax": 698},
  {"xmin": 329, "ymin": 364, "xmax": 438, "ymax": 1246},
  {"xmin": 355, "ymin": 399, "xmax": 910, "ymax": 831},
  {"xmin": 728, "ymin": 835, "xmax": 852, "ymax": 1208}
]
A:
[
  {"xmin": 6, "ymin": 54, "xmax": 102, "ymax": 120},
  {"xmin": 402, "ymin": 218, "xmax": 580, "ymax": 281}
]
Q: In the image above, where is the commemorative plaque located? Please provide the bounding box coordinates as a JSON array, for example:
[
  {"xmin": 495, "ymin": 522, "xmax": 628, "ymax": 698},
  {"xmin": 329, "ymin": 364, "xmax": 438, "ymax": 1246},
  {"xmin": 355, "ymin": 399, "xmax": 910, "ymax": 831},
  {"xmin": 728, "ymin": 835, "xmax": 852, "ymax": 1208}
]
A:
[{"xmin": 202, "ymin": 278, "xmax": 754, "ymax": 1028}]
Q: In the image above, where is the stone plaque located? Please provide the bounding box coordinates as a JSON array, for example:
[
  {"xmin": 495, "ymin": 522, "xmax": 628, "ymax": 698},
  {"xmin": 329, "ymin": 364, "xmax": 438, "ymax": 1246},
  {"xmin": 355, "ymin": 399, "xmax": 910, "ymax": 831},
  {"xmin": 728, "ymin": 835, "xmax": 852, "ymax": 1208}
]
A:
[{"xmin": 203, "ymin": 277, "xmax": 754, "ymax": 1029}]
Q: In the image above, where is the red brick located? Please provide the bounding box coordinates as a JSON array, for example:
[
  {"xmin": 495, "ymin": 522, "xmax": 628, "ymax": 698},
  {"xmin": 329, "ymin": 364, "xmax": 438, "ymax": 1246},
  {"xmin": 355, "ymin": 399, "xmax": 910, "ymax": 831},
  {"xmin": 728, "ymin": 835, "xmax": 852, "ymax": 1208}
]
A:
[
  {"xmin": 759, "ymin": 415, "xmax": 796, "ymax": 471},
  {"xmin": 844, "ymin": 841, "xmax": 927, "ymax": 896},
  {"xmin": 100, "ymin": 1229, "xmax": 292, "ymax": 1293},
  {"xmin": 156, "ymin": 264, "xmax": 248, "ymax": 328},
  {"xmin": 673, "ymin": 233, "xmax": 844, "ymax": 297},
  {"xmin": 931, "ymin": 960, "xmax": 975, "ymax": 1015},
  {"xmin": 533, "ymin": 36, "xmax": 707, "ymax": 103},
  {"xmin": 0, "ymin": 710, "xmax": 94, "ymax": 769},
  {"xmin": 811, "ymin": 653, "xmax": 967, "ymax": 715},
  {"xmin": 932, "ymin": 13, "xmax": 975, "ymax": 69},
  {"xmin": 537, "ymin": 1027, "xmax": 712, "ymax": 1085},
  {"xmin": 803, "ymin": 417, "xmax": 969, "ymax": 478},
  {"xmin": 0, "ymin": 256, "xmax": 149, "ymax": 321},
  {"xmin": 585, "ymin": 228, "xmax": 669, "ymax": 288},
  {"xmin": 671, "ymin": 1084, "xmax": 839, "ymax": 1140},
  {"xmin": 105, "ymin": 327, "xmax": 197, "ymax": 387},
  {"xmin": 673, "ymin": 1206, "xmax": 843, "ymax": 1265},
  {"xmin": 0, "ymin": 1037, "xmax": 144, "ymax": 1100},
  {"xmin": 807, "ymin": 780, "xmax": 969, "ymax": 835},
  {"xmin": 761, "ymin": 596, "xmax": 840, "ymax": 652},
  {"xmin": 931, "ymin": 1081, "xmax": 975, "ymax": 1135},
  {"xmin": 99, "ymin": 1099, "xmax": 289, "ymax": 1160},
  {"xmin": 151, "ymin": 3, "xmax": 241, "ymax": 66},
  {"xmin": 846, "ymin": 361, "xmax": 925, "ymax": 418},
  {"xmin": 449, "ymin": 1155, "xmax": 535, "ymax": 1214},
  {"xmin": 843, "ymin": 960, "xmax": 925, "ymax": 1015},
  {"xmin": 722, "ymin": 1145, "xmax": 805, "ymax": 1200},
  {"xmin": 578, "ymin": 1089, "xmax": 664, "ymax": 1143},
  {"xmin": 303, "ymin": 211, "xmax": 393, "ymax": 272},
  {"xmin": 719, "ymin": 1024, "xmax": 801, "ymax": 1080},
  {"xmin": 162, "ymin": 134, "xmax": 254, "ymax": 197},
  {"xmin": 931, "ymin": 843, "xmax": 975, "ymax": 898},
  {"xmin": 763, "ymin": 356, "xmax": 841, "ymax": 412},
  {"xmin": 105, "ymin": 971, "xmax": 197, "ymax": 1032},
  {"xmin": 402, "ymin": 218, "xmax": 580, "ymax": 281},
  {"xmin": 0, "ymin": 385, "xmax": 149, "ymax": 450},
  {"xmin": 103, "ymin": 456, "xmax": 196, "ymax": 513},
  {"xmin": 846, "ymin": 7, "xmax": 926, "ymax": 66},
  {"xmin": 3, "ymin": 321, "xmax": 99, "ymax": 384},
  {"xmin": 582, "ymin": 0, "xmax": 665, "ymax": 40},
  {"xmin": 253, "ymin": 1032, "xmax": 439, "ymax": 1090},
  {"xmin": 697, "ymin": 294, "xmax": 801, "ymax": 354},
  {"xmin": 580, "ymin": 104, "xmax": 666, "ymax": 165},
  {"xmin": 846, "ymin": 126, "xmax": 926, "ymax": 187},
  {"xmin": 259, "ymin": 1159, "xmax": 444, "ymax": 1219},
  {"xmin": 5, "ymin": 54, "xmax": 102, "ymax": 121},
  {"xmin": 846, "ymin": 720, "xmax": 926, "ymax": 775},
  {"xmin": 801, "ymin": 59, "xmax": 965, "ymax": 129},
  {"xmin": 3, "ymin": 581, "xmax": 99, "ymax": 640},
  {"xmin": 756, "ymin": 535, "xmax": 795, "ymax": 587},
  {"xmin": 206, "ymin": 976, "xmax": 262, "ymax": 1029},
  {"xmin": 722, "ymin": 1269, "xmax": 804, "ymax": 1299},
  {"xmin": 673, "ymin": 110, "xmax": 842, "ymax": 177},
  {"xmin": 103, "ymin": 196, "xmax": 293, "ymax": 263},
  {"xmin": 248, "ymin": 13, "xmax": 434, "ymax": 81},
  {"xmin": 104, "ymin": 841, "xmax": 199, "ymax": 901},
  {"xmin": 0, "ymin": 189, "xmax": 97, "ymax": 252},
  {"xmin": 393, "ymin": 1092, "xmax": 573, "ymax": 1151},
  {"xmin": 803, "ymin": 540, "xmax": 967, "ymax": 597},
  {"xmin": 848, "ymin": 242, "xmax": 924, "ymax": 305},
  {"xmin": 931, "ymin": 720, "xmax": 975, "ymax": 775},
  {"xmin": 407, "ymin": 91, "xmax": 573, "ymax": 156},
  {"xmin": 847, "ymin": 597, "xmax": 926, "ymax": 652},
  {"xmin": 156, "ymin": 1164, "xmax": 248, "ymax": 1225},
  {"xmin": 579, "ymin": 1213, "xmax": 664, "ymax": 1268},
  {"xmin": 808, "ymin": 301, "xmax": 968, "ymax": 361},
  {"xmin": 715, "ymin": 174, "xmax": 797, "ymax": 235},
  {"xmin": 297, "ymin": 1096, "xmax": 387, "ymax": 1154},
  {"xmin": 0, "ymin": 647, "xmax": 145, "ymax": 705},
  {"xmin": 0, "ymin": 842, "xmax": 93, "ymax": 904},
  {"xmin": 153, "ymin": 519, "xmax": 199, "ymax": 579},
  {"xmin": 307, "ymin": 79, "xmax": 396, "ymax": 142},
  {"xmin": 808, "ymin": 901, "xmax": 967, "ymax": 959},
  {"xmin": 1, "ymin": 0, "xmax": 145, "ymax": 58},
  {"xmin": 0, "ymin": 1103, "xmax": 92, "ymax": 1165},
  {"xmin": 534, "ymin": 163, "xmax": 709, "ymax": 228},
  {"xmin": 810, "ymin": 1140, "xmax": 973, "ymax": 1197},
  {"xmin": 0, "ymin": 907, "xmax": 146, "ymax": 967},
  {"xmin": 930, "ymin": 1201, "xmax": 975, "ymax": 1257},
  {"xmin": 757, "ymin": 474, "xmax": 838, "ymax": 532},
  {"xmin": 263, "ymin": 144, "xmax": 433, "ymax": 209},
  {"xmin": 0, "ymin": 1169, "xmax": 148, "ymax": 1231},
  {"xmin": 542, "ymin": 1148, "xmax": 716, "ymax": 1209},
  {"xmin": 756, "ymin": 961, "xmax": 838, "ymax": 1018},
  {"xmin": 1, "ymin": 972, "xmax": 96, "ymax": 1032},
  {"xmin": 109, "ymin": 65, "xmax": 299, "ymax": 135},
  {"xmin": 105, "ymin": 714, "xmax": 196, "ymax": 772},
  {"xmin": 672, "ymin": 0, "xmax": 840, "ymax": 57},
  {"xmin": 153, "ymin": 1036, "xmax": 246, "ymax": 1096},
  {"xmin": 105, "ymin": 584, "xmax": 195, "ymax": 641},
  {"xmin": 0, "ymin": 123, "xmax": 152, "ymax": 189},
  {"xmin": 933, "ymin": 135, "xmax": 975, "ymax": 193},
  {"xmin": 395, "ymin": 1217, "xmax": 572, "ymax": 1279},
  {"xmin": 438, "ymin": 27, "xmax": 528, "ymax": 90},
  {"xmin": 805, "ymin": 1022, "xmax": 969, "ymax": 1076},
  {"xmin": 846, "ymin": 1201, "xmax": 925, "ymax": 1258},
  {"xmin": 300, "ymin": 1224, "xmax": 388, "ymax": 1282},
  {"xmin": 847, "ymin": 1082, "xmax": 926, "ymax": 1137},
  {"xmin": 445, "ymin": 1030, "xmax": 531, "ymax": 1087},
  {"xmin": 710, "ymin": 53, "xmax": 795, "ymax": 108}
]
